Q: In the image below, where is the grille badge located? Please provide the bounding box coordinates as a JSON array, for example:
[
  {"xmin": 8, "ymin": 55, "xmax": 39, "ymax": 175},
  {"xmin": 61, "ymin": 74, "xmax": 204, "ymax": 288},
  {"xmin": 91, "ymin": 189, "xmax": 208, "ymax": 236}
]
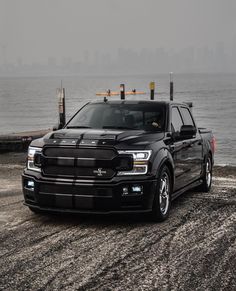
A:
[{"xmin": 93, "ymin": 168, "xmax": 107, "ymax": 176}]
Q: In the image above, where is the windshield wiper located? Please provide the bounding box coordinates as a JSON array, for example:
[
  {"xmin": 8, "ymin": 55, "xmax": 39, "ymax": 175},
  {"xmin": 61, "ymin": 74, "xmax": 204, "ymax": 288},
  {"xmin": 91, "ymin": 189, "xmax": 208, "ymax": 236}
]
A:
[
  {"xmin": 102, "ymin": 126, "xmax": 135, "ymax": 130},
  {"xmin": 67, "ymin": 126, "xmax": 91, "ymax": 129}
]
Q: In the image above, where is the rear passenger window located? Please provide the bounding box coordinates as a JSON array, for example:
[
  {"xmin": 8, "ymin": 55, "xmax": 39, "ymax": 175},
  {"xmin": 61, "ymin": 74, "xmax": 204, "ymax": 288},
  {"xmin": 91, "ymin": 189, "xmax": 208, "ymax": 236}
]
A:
[
  {"xmin": 171, "ymin": 107, "xmax": 183, "ymax": 132},
  {"xmin": 180, "ymin": 107, "xmax": 195, "ymax": 126}
]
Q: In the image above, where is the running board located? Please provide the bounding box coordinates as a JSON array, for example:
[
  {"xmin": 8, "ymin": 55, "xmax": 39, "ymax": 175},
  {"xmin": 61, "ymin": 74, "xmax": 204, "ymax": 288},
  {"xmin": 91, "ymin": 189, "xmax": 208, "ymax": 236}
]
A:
[{"xmin": 171, "ymin": 180, "xmax": 202, "ymax": 201}]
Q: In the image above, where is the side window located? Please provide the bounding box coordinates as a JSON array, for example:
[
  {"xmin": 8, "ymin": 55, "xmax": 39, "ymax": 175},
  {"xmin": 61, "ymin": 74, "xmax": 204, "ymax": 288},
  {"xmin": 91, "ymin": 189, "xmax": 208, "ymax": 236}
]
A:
[
  {"xmin": 171, "ymin": 107, "xmax": 183, "ymax": 133},
  {"xmin": 180, "ymin": 107, "xmax": 195, "ymax": 126}
]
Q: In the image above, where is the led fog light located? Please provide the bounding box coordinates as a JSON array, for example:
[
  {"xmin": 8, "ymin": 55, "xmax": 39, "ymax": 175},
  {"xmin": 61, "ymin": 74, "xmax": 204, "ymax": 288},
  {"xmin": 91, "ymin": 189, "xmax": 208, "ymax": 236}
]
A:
[
  {"xmin": 122, "ymin": 186, "xmax": 129, "ymax": 196},
  {"xmin": 122, "ymin": 185, "xmax": 143, "ymax": 196},
  {"xmin": 131, "ymin": 185, "xmax": 143, "ymax": 193},
  {"xmin": 27, "ymin": 180, "xmax": 35, "ymax": 190}
]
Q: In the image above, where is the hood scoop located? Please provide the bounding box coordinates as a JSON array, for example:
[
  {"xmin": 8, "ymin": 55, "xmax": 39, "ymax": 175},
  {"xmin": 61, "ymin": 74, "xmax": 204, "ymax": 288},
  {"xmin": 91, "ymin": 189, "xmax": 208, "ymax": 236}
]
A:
[
  {"xmin": 44, "ymin": 128, "xmax": 161, "ymax": 147},
  {"xmin": 51, "ymin": 131, "xmax": 82, "ymax": 139},
  {"xmin": 50, "ymin": 129, "xmax": 119, "ymax": 140},
  {"xmin": 83, "ymin": 133, "xmax": 117, "ymax": 140},
  {"xmin": 47, "ymin": 129, "xmax": 118, "ymax": 147}
]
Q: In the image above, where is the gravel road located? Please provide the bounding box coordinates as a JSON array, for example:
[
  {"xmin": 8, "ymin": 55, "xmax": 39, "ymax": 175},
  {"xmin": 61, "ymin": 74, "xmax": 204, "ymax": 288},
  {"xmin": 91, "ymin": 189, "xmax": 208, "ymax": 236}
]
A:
[{"xmin": 0, "ymin": 153, "xmax": 235, "ymax": 291}]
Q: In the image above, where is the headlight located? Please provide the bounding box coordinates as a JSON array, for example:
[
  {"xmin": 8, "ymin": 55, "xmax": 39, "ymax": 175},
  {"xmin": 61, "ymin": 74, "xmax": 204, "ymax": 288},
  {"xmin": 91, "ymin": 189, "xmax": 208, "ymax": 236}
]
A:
[
  {"xmin": 27, "ymin": 146, "xmax": 42, "ymax": 172},
  {"xmin": 117, "ymin": 150, "xmax": 152, "ymax": 175}
]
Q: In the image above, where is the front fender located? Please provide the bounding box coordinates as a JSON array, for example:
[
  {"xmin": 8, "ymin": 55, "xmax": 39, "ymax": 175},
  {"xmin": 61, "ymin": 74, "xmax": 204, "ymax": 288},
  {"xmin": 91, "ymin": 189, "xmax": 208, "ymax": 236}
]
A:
[{"xmin": 150, "ymin": 148, "xmax": 175, "ymax": 184}]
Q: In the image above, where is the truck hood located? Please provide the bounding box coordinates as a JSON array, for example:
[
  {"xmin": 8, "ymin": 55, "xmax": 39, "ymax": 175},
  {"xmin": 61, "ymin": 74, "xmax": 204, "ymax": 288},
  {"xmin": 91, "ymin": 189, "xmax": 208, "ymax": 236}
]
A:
[{"xmin": 31, "ymin": 128, "xmax": 165, "ymax": 149}]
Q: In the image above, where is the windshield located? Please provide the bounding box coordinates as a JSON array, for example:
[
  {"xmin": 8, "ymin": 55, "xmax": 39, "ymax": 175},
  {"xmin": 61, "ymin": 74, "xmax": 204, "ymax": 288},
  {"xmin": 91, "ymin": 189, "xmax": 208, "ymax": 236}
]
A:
[{"xmin": 67, "ymin": 103, "xmax": 166, "ymax": 131}]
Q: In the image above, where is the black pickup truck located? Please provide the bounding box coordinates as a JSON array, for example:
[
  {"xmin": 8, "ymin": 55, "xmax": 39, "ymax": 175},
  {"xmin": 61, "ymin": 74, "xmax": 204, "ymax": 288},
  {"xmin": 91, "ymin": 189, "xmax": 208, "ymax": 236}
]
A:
[{"xmin": 22, "ymin": 100, "xmax": 215, "ymax": 221}]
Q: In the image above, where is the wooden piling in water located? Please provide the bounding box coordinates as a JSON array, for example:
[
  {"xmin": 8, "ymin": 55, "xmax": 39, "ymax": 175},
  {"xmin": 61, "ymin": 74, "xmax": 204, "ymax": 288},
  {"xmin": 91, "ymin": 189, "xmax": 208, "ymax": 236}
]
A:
[
  {"xmin": 120, "ymin": 84, "xmax": 125, "ymax": 100},
  {"xmin": 170, "ymin": 72, "xmax": 174, "ymax": 101},
  {"xmin": 149, "ymin": 82, "xmax": 155, "ymax": 100},
  {"xmin": 57, "ymin": 85, "xmax": 66, "ymax": 128}
]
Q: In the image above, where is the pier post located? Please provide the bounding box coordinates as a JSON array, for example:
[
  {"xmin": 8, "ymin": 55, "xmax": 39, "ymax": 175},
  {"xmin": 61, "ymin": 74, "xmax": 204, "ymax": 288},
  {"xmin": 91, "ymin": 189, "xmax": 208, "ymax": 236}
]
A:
[
  {"xmin": 170, "ymin": 72, "xmax": 174, "ymax": 101},
  {"xmin": 57, "ymin": 86, "xmax": 66, "ymax": 129},
  {"xmin": 120, "ymin": 84, "xmax": 125, "ymax": 100},
  {"xmin": 150, "ymin": 82, "xmax": 155, "ymax": 100}
]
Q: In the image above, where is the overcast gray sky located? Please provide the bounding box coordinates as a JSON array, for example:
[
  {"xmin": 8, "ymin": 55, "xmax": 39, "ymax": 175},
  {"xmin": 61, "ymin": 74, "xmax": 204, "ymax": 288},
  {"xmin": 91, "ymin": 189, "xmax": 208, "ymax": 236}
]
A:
[{"xmin": 0, "ymin": 0, "xmax": 235, "ymax": 64}]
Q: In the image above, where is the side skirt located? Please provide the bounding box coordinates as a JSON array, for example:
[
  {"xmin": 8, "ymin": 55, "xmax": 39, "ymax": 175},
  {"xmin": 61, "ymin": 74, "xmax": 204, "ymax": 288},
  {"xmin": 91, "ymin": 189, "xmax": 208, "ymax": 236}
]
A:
[{"xmin": 171, "ymin": 179, "xmax": 202, "ymax": 201}]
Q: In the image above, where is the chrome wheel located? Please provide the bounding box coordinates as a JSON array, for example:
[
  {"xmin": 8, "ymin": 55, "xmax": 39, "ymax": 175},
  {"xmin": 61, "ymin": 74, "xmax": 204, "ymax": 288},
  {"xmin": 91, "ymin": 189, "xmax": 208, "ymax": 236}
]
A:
[
  {"xmin": 151, "ymin": 166, "xmax": 172, "ymax": 222},
  {"xmin": 198, "ymin": 155, "xmax": 213, "ymax": 192},
  {"xmin": 159, "ymin": 172, "xmax": 170, "ymax": 215},
  {"xmin": 206, "ymin": 158, "xmax": 212, "ymax": 188}
]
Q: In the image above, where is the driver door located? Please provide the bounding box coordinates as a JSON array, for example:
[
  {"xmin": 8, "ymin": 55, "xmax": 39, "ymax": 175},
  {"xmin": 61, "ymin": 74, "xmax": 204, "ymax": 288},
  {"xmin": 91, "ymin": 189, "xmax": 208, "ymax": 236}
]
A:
[{"xmin": 170, "ymin": 106, "xmax": 192, "ymax": 191}]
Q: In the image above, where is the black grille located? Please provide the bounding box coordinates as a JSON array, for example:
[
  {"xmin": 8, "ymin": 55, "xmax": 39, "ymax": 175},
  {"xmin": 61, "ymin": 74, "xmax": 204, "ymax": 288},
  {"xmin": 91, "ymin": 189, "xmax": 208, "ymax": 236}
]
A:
[
  {"xmin": 39, "ymin": 146, "xmax": 132, "ymax": 179},
  {"xmin": 44, "ymin": 147, "xmax": 115, "ymax": 159},
  {"xmin": 39, "ymin": 183, "xmax": 112, "ymax": 197}
]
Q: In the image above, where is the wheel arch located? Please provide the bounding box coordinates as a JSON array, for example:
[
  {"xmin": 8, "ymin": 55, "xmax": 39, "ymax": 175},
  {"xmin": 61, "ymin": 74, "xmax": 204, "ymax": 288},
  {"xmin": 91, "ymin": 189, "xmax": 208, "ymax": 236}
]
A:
[
  {"xmin": 208, "ymin": 150, "xmax": 213, "ymax": 164},
  {"xmin": 203, "ymin": 150, "xmax": 213, "ymax": 168},
  {"xmin": 164, "ymin": 160, "xmax": 174, "ymax": 190}
]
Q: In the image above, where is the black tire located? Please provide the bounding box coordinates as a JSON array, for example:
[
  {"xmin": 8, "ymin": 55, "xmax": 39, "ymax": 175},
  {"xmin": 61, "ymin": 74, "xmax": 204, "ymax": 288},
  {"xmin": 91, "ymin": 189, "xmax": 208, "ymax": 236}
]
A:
[
  {"xmin": 198, "ymin": 155, "xmax": 212, "ymax": 192},
  {"xmin": 151, "ymin": 165, "xmax": 172, "ymax": 222}
]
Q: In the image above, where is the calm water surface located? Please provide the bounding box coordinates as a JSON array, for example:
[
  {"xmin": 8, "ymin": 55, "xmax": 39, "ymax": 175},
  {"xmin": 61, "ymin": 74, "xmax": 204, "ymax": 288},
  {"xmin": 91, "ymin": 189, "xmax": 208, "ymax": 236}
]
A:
[{"xmin": 0, "ymin": 73, "xmax": 235, "ymax": 165}]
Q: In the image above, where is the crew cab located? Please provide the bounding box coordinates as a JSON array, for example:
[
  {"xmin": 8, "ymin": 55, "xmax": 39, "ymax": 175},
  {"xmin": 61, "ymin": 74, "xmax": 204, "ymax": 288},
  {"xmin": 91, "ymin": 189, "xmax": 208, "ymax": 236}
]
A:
[{"xmin": 22, "ymin": 100, "xmax": 215, "ymax": 221}]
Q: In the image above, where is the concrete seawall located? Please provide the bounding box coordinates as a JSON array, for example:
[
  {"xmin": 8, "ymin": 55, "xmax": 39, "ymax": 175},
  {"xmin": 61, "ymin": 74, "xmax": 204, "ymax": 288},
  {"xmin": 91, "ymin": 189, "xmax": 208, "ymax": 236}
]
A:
[{"xmin": 0, "ymin": 129, "xmax": 50, "ymax": 152}]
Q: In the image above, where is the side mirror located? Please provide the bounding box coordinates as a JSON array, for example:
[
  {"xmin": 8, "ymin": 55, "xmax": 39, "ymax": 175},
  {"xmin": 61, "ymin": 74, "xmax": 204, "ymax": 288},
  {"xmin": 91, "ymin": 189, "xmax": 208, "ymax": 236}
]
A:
[
  {"xmin": 180, "ymin": 125, "xmax": 197, "ymax": 138},
  {"xmin": 53, "ymin": 123, "xmax": 63, "ymax": 131}
]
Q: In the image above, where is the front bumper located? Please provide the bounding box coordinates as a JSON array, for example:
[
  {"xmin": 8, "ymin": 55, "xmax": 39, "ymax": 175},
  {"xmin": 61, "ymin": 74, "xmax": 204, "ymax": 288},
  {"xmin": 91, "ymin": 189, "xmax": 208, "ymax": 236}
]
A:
[{"xmin": 22, "ymin": 171, "xmax": 156, "ymax": 214}]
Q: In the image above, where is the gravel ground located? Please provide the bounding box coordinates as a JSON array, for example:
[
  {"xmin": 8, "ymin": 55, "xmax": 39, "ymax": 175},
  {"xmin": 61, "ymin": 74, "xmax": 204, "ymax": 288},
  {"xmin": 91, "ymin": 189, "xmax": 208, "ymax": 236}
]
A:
[{"xmin": 0, "ymin": 153, "xmax": 235, "ymax": 291}]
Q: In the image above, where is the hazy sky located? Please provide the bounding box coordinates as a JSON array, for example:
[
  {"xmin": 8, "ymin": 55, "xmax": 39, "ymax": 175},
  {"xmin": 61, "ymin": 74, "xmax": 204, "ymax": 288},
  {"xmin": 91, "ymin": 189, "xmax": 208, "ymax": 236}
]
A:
[{"xmin": 0, "ymin": 0, "xmax": 235, "ymax": 64}]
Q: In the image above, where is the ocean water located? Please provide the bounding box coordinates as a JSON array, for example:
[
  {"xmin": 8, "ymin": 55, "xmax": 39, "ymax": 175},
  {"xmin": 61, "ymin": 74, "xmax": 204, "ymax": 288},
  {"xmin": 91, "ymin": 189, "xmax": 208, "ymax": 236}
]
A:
[{"xmin": 0, "ymin": 73, "xmax": 235, "ymax": 165}]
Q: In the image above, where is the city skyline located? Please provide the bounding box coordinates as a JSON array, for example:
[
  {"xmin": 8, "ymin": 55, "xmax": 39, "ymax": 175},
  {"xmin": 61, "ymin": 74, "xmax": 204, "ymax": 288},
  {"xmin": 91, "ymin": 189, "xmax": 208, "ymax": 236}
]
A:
[
  {"xmin": 0, "ymin": 0, "xmax": 236, "ymax": 76},
  {"xmin": 0, "ymin": 42, "xmax": 235, "ymax": 76}
]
